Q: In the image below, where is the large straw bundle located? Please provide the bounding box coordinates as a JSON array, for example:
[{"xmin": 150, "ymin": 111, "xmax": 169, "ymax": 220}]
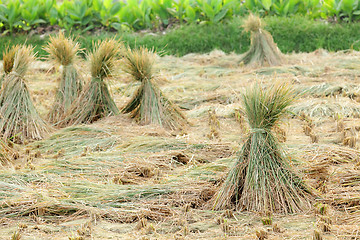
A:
[
  {"xmin": 213, "ymin": 84, "xmax": 312, "ymax": 214},
  {"xmin": 0, "ymin": 45, "xmax": 51, "ymax": 143},
  {"xmin": 240, "ymin": 15, "xmax": 283, "ymax": 66},
  {"xmin": 45, "ymin": 32, "xmax": 83, "ymax": 124},
  {"xmin": 121, "ymin": 47, "xmax": 188, "ymax": 130},
  {"xmin": 1, "ymin": 45, "xmax": 20, "ymax": 86},
  {"xmin": 61, "ymin": 39, "xmax": 121, "ymax": 125}
]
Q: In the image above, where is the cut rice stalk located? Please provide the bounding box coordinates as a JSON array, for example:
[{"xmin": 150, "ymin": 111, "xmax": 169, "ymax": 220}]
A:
[
  {"xmin": 213, "ymin": 83, "xmax": 312, "ymax": 213},
  {"xmin": 45, "ymin": 32, "xmax": 83, "ymax": 124},
  {"xmin": 121, "ymin": 47, "xmax": 188, "ymax": 130},
  {"xmin": 0, "ymin": 140, "xmax": 16, "ymax": 166},
  {"xmin": 60, "ymin": 39, "xmax": 122, "ymax": 125},
  {"xmin": 0, "ymin": 45, "xmax": 52, "ymax": 143}
]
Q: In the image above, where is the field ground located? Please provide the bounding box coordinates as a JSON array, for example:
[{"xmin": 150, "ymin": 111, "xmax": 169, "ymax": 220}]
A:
[{"xmin": 1, "ymin": 50, "xmax": 360, "ymax": 239}]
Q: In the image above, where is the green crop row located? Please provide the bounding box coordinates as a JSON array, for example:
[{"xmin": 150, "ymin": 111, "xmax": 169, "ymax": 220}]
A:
[{"xmin": 1, "ymin": 0, "xmax": 360, "ymax": 34}]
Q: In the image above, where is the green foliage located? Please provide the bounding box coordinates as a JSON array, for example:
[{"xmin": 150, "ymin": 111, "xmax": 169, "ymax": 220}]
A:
[
  {"xmin": 1, "ymin": 0, "xmax": 360, "ymax": 34},
  {"xmin": 0, "ymin": 16, "xmax": 359, "ymax": 58},
  {"xmin": 0, "ymin": 0, "xmax": 22, "ymax": 34}
]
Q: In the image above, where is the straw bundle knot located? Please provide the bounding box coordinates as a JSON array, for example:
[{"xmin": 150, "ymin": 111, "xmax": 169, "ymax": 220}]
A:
[{"xmin": 243, "ymin": 14, "xmax": 262, "ymax": 33}]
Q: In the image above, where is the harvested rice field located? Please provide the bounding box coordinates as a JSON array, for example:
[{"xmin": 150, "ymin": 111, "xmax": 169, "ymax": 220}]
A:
[{"xmin": 1, "ymin": 49, "xmax": 360, "ymax": 239}]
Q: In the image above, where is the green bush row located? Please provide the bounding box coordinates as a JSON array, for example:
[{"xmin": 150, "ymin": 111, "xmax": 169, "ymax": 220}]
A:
[
  {"xmin": 1, "ymin": 16, "xmax": 359, "ymax": 59},
  {"xmin": 1, "ymin": 0, "xmax": 360, "ymax": 33}
]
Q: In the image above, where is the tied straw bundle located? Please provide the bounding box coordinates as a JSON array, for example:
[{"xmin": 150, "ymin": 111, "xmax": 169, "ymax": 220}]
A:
[
  {"xmin": 0, "ymin": 45, "xmax": 51, "ymax": 143},
  {"xmin": 213, "ymin": 83, "xmax": 313, "ymax": 214},
  {"xmin": 45, "ymin": 32, "xmax": 83, "ymax": 124},
  {"xmin": 121, "ymin": 47, "xmax": 188, "ymax": 130},
  {"xmin": 61, "ymin": 39, "xmax": 121, "ymax": 125},
  {"xmin": 239, "ymin": 14, "xmax": 283, "ymax": 66}
]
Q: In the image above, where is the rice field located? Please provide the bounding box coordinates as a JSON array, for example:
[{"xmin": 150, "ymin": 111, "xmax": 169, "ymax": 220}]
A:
[{"xmin": 1, "ymin": 49, "xmax": 360, "ymax": 239}]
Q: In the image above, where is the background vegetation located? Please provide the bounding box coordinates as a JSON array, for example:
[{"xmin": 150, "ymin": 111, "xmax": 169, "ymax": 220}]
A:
[
  {"xmin": 0, "ymin": 16, "xmax": 359, "ymax": 58},
  {"xmin": 1, "ymin": 0, "xmax": 360, "ymax": 34}
]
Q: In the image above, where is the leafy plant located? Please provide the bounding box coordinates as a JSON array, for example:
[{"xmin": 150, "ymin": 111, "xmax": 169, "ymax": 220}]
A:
[
  {"xmin": 197, "ymin": 0, "xmax": 232, "ymax": 23},
  {"xmin": 0, "ymin": 0, "xmax": 22, "ymax": 34},
  {"xmin": 322, "ymin": 0, "xmax": 342, "ymax": 19},
  {"xmin": 59, "ymin": 0, "xmax": 97, "ymax": 32},
  {"xmin": 167, "ymin": 0, "xmax": 188, "ymax": 24},
  {"xmin": 340, "ymin": 0, "xmax": 359, "ymax": 22},
  {"xmin": 20, "ymin": 0, "xmax": 49, "ymax": 31},
  {"xmin": 93, "ymin": 0, "xmax": 123, "ymax": 30},
  {"xmin": 151, "ymin": 0, "xmax": 173, "ymax": 27},
  {"xmin": 272, "ymin": 0, "xmax": 301, "ymax": 16},
  {"xmin": 118, "ymin": 0, "xmax": 153, "ymax": 30}
]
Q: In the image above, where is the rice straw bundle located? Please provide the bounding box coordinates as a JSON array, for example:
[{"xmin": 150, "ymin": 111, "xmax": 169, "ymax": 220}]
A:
[
  {"xmin": 121, "ymin": 47, "xmax": 188, "ymax": 130},
  {"xmin": 61, "ymin": 39, "xmax": 121, "ymax": 125},
  {"xmin": 240, "ymin": 15, "xmax": 283, "ymax": 66},
  {"xmin": 213, "ymin": 83, "xmax": 312, "ymax": 214},
  {"xmin": 0, "ymin": 45, "xmax": 51, "ymax": 143},
  {"xmin": 1, "ymin": 45, "xmax": 20, "ymax": 86},
  {"xmin": 45, "ymin": 32, "xmax": 83, "ymax": 124}
]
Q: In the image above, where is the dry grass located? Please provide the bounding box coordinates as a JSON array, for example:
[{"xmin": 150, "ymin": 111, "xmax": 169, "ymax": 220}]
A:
[
  {"xmin": 1, "ymin": 50, "xmax": 360, "ymax": 239},
  {"xmin": 0, "ymin": 140, "xmax": 16, "ymax": 166},
  {"xmin": 290, "ymin": 97, "xmax": 360, "ymax": 118}
]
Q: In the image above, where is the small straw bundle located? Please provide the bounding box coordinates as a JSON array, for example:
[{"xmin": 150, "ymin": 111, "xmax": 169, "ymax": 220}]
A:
[
  {"xmin": 0, "ymin": 45, "xmax": 51, "ymax": 143},
  {"xmin": 1, "ymin": 45, "xmax": 20, "ymax": 86},
  {"xmin": 45, "ymin": 32, "xmax": 83, "ymax": 124},
  {"xmin": 61, "ymin": 39, "xmax": 121, "ymax": 125},
  {"xmin": 121, "ymin": 47, "xmax": 188, "ymax": 130},
  {"xmin": 240, "ymin": 14, "xmax": 283, "ymax": 66},
  {"xmin": 213, "ymin": 83, "xmax": 312, "ymax": 214}
]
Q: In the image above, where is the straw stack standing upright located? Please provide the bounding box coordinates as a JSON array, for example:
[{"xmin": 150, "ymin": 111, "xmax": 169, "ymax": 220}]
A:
[
  {"xmin": 122, "ymin": 47, "xmax": 188, "ymax": 130},
  {"xmin": 213, "ymin": 84, "xmax": 312, "ymax": 214},
  {"xmin": 45, "ymin": 32, "xmax": 83, "ymax": 125},
  {"xmin": 61, "ymin": 39, "xmax": 121, "ymax": 125},
  {"xmin": 0, "ymin": 45, "xmax": 51, "ymax": 143},
  {"xmin": 240, "ymin": 14, "xmax": 283, "ymax": 66}
]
